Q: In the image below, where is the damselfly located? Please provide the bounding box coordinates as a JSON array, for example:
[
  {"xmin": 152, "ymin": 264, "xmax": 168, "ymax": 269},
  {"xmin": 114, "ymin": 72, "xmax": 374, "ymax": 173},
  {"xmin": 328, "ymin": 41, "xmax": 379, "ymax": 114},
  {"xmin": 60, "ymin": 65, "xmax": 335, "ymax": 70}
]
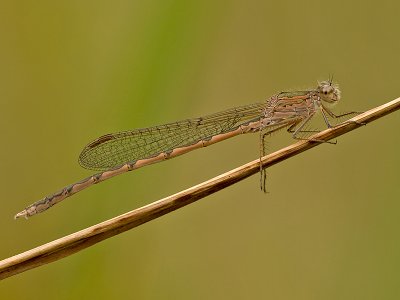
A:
[{"xmin": 15, "ymin": 80, "xmax": 358, "ymax": 219}]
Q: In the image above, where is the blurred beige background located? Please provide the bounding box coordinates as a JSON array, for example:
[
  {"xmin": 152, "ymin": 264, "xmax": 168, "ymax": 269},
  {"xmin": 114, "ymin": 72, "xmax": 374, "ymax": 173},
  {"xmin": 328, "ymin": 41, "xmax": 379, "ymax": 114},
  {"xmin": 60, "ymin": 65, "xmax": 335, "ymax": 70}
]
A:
[{"xmin": 1, "ymin": 1, "xmax": 399, "ymax": 299}]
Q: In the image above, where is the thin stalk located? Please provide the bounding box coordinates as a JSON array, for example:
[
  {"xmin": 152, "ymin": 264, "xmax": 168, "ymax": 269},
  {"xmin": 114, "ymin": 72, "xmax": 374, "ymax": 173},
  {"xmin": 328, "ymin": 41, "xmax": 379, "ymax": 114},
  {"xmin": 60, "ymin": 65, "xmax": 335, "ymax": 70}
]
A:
[{"xmin": 0, "ymin": 97, "xmax": 399, "ymax": 280}]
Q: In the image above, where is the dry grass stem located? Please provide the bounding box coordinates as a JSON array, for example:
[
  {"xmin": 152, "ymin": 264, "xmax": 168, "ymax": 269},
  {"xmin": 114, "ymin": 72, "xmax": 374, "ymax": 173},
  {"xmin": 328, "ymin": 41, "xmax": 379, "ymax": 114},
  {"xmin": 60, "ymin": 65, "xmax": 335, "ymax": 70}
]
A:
[{"xmin": 0, "ymin": 97, "xmax": 399, "ymax": 280}]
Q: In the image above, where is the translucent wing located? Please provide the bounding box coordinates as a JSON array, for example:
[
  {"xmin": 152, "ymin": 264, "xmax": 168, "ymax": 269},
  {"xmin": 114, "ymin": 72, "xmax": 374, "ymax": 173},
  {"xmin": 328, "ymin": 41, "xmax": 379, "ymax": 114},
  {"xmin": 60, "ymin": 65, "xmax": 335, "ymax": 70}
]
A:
[{"xmin": 79, "ymin": 103, "xmax": 265, "ymax": 170}]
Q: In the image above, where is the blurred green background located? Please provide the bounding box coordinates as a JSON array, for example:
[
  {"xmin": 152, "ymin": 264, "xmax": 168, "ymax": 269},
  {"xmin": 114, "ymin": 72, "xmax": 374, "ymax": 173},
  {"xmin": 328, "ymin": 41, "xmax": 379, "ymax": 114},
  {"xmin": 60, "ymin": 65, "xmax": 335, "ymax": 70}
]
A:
[{"xmin": 1, "ymin": 0, "xmax": 399, "ymax": 299}]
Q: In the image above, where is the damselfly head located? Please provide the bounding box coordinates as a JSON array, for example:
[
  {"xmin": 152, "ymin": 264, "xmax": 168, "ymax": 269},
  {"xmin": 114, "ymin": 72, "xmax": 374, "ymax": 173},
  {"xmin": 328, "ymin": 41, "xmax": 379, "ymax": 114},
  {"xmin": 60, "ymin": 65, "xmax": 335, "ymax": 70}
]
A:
[{"xmin": 317, "ymin": 80, "xmax": 341, "ymax": 104}]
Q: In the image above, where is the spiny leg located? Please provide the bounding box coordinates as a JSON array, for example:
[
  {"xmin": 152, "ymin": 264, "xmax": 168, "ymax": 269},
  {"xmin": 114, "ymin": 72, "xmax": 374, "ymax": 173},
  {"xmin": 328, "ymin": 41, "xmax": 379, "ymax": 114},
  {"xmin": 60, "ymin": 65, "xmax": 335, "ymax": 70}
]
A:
[
  {"xmin": 259, "ymin": 121, "xmax": 297, "ymax": 192},
  {"xmin": 321, "ymin": 105, "xmax": 365, "ymax": 127},
  {"xmin": 259, "ymin": 130, "xmax": 268, "ymax": 193},
  {"xmin": 288, "ymin": 114, "xmax": 337, "ymax": 144}
]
